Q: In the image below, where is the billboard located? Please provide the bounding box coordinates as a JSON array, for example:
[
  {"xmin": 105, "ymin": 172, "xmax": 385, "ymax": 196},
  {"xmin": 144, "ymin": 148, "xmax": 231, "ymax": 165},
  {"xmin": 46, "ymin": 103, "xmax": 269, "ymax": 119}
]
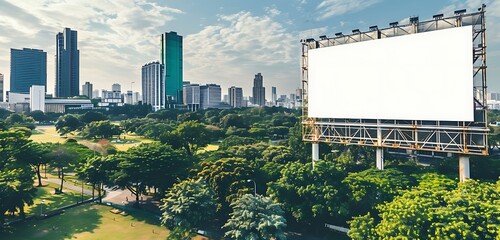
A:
[{"xmin": 308, "ymin": 26, "xmax": 473, "ymax": 121}]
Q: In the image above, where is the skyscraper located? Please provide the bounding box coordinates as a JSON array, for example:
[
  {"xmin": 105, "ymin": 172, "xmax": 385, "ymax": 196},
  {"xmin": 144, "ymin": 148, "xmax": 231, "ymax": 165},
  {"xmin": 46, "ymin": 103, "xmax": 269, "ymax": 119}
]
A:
[
  {"xmin": 161, "ymin": 31, "xmax": 183, "ymax": 106},
  {"xmin": 10, "ymin": 48, "xmax": 47, "ymax": 93},
  {"xmin": 55, "ymin": 28, "xmax": 79, "ymax": 97},
  {"xmin": 82, "ymin": 82, "xmax": 93, "ymax": 99},
  {"xmin": 200, "ymin": 84, "xmax": 221, "ymax": 110},
  {"xmin": 272, "ymin": 86, "xmax": 277, "ymax": 106},
  {"xmin": 142, "ymin": 61, "xmax": 164, "ymax": 111},
  {"xmin": 0, "ymin": 73, "xmax": 4, "ymax": 102},
  {"xmin": 252, "ymin": 73, "xmax": 265, "ymax": 106},
  {"xmin": 229, "ymin": 86, "xmax": 243, "ymax": 108}
]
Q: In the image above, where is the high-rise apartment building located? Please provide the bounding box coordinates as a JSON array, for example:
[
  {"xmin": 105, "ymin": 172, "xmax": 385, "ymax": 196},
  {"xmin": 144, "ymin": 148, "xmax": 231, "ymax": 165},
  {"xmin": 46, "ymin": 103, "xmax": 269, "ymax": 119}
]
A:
[
  {"xmin": 200, "ymin": 84, "xmax": 221, "ymax": 110},
  {"xmin": 161, "ymin": 31, "xmax": 183, "ymax": 106},
  {"xmin": 272, "ymin": 86, "xmax": 277, "ymax": 106},
  {"xmin": 229, "ymin": 86, "xmax": 243, "ymax": 108},
  {"xmin": 0, "ymin": 73, "xmax": 4, "ymax": 102},
  {"xmin": 183, "ymin": 83, "xmax": 200, "ymax": 111},
  {"xmin": 252, "ymin": 73, "xmax": 265, "ymax": 106},
  {"xmin": 55, "ymin": 28, "xmax": 79, "ymax": 97},
  {"xmin": 142, "ymin": 61, "xmax": 164, "ymax": 111},
  {"xmin": 10, "ymin": 48, "xmax": 47, "ymax": 93},
  {"xmin": 82, "ymin": 82, "xmax": 93, "ymax": 99}
]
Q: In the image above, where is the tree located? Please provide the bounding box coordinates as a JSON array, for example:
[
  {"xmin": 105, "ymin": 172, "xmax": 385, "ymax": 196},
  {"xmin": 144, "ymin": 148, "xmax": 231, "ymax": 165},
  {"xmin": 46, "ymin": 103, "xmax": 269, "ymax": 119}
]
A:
[
  {"xmin": 219, "ymin": 135, "xmax": 257, "ymax": 150},
  {"xmin": 223, "ymin": 194, "xmax": 287, "ymax": 240},
  {"xmin": 81, "ymin": 120, "xmax": 122, "ymax": 139},
  {"xmin": 79, "ymin": 111, "xmax": 108, "ymax": 124},
  {"xmin": 17, "ymin": 142, "xmax": 50, "ymax": 187},
  {"xmin": 267, "ymin": 161, "xmax": 349, "ymax": 227},
  {"xmin": 161, "ymin": 178, "xmax": 216, "ymax": 238},
  {"xmin": 47, "ymin": 143, "xmax": 80, "ymax": 192},
  {"xmin": 349, "ymin": 175, "xmax": 500, "ymax": 239},
  {"xmin": 220, "ymin": 114, "xmax": 246, "ymax": 129},
  {"xmin": 5, "ymin": 113, "xmax": 36, "ymax": 130},
  {"xmin": 77, "ymin": 156, "xmax": 117, "ymax": 203},
  {"xmin": 27, "ymin": 110, "xmax": 47, "ymax": 122},
  {"xmin": 55, "ymin": 114, "xmax": 83, "ymax": 136},
  {"xmin": 162, "ymin": 121, "xmax": 210, "ymax": 156},
  {"xmin": 0, "ymin": 131, "xmax": 37, "ymax": 222},
  {"xmin": 198, "ymin": 157, "xmax": 255, "ymax": 214},
  {"xmin": 113, "ymin": 143, "xmax": 193, "ymax": 207},
  {"xmin": 342, "ymin": 168, "xmax": 410, "ymax": 217}
]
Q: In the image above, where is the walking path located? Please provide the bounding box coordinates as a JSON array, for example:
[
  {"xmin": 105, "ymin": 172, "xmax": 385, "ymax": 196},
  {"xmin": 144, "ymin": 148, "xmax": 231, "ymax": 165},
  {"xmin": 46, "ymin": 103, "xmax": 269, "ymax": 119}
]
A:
[{"xmin": 42, "ymin": 177, "xmax": 93, "ymax": 196}]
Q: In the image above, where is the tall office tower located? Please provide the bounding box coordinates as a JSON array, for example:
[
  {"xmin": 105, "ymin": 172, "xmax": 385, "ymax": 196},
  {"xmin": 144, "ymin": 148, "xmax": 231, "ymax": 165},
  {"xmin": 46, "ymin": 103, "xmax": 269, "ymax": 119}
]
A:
[
  {"xmin": 229, "ymin": 86, "xmax": 243, "ymax": 108},
  {"xmin": 30, "ymin": 85, "xmax": 45, "ymax": 112},
  {"xmin": 55, "ymin": 28, "xmax": 79, "ymax": 97},
  {"xmin": 112, "ymin": 83, "xmax": 121, "ymax": 92},
  {"xmin": 142, "ymin": 61, "xmax": 164, "ymax": 111},
  {"xmin": 295, "ymin": 88, "xmax": 303, "ymax": 101},
  {"xmin": 271, "ymin": 86, "xmax": 277, "ymax": 106},
  {"xmin": 0, "ymin": 73, "xmax": 4, "ymax": 102},
  {"xmin": 252, "ymin": 73, "xmax": 265, "ymax": 106},
  {"xmin": 183, "ymin": 83, "xmax": 200, "ymax": 111},
  {"xmin": 161, "ymin": 31, "xmax": 183, "ymax": 106},
  {"xmin": 10, "ymin": 48, "xmax": 47, "ymax": 93},
  {"xmin": 200, "ymin": 84, "xmax": 221, "ymax": 110},
  {"xmin": 82, "ymin": 82, "xmax": 93, "ymax": 99}
]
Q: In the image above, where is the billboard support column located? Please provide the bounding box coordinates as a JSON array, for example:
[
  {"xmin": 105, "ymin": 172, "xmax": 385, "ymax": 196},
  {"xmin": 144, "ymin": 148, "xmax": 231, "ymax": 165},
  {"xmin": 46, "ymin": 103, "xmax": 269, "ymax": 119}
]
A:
[
  {"xmin": 312, "ymin": 143, "xmax": 319, "ymax": 169},
  {"xmin": 376, "ymin": 148, "xmax": 384, "ymax": 170},
  {"xmin": 459, "ymin": 155, "xmax": 470, "ymax": 182},
  {"xmin": 376, "ymin": 119, "xmax": 384, "ymax": 170}
]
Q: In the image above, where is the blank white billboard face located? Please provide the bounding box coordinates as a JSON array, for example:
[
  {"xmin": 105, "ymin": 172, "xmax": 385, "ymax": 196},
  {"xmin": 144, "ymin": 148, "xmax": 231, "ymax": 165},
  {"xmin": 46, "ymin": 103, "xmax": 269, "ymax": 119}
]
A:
[{"xmin": 308, "ymin": 26, "xmax": 473, "ymax": 121}]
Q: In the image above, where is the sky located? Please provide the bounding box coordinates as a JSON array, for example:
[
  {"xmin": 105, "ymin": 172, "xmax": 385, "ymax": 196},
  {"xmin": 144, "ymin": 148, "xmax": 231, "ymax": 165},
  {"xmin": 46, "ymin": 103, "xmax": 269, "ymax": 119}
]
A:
[{"xmin": 0, "ymin": 0, "xmax": 499, "ymax": 100}]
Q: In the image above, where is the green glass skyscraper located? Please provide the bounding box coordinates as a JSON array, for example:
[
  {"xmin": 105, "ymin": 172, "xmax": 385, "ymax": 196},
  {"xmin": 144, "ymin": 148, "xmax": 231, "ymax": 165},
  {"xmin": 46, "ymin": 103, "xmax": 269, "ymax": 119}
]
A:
[{"xmin": 161, "ymin": 31, "xmax": 183, "ymax": 106}]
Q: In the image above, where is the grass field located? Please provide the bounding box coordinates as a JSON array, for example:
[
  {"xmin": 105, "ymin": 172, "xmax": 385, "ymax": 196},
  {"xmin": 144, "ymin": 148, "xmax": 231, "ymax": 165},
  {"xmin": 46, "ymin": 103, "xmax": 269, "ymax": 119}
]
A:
[
  {"xmin": 1, "ymin": 204, "xmax": 207, "ymax": 240},
  {"xmin": 30, "ymin": 125, "xmax": 153, "ymax": 152}
]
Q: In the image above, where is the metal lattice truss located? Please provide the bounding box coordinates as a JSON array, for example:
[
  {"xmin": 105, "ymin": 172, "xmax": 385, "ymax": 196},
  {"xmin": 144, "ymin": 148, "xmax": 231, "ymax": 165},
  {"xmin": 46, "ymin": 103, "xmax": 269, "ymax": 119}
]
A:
[{"xmin": 301, "ymin": 5, "xmax": 489, "ymax": 156}]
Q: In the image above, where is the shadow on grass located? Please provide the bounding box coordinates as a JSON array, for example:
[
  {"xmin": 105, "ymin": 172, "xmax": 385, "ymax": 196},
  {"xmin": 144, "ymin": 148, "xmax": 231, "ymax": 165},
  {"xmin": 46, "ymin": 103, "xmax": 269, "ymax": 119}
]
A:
[
  {"xmin": 1, "ymin": 205, "xmax": 102, "ymax": 240},
  {"xmin": 108, "ymin": 202, "xmax": 162, "ymax": 227},
  {"xmin": 26, "ymin": 187, "xmax": 83, "ymax": 216}
]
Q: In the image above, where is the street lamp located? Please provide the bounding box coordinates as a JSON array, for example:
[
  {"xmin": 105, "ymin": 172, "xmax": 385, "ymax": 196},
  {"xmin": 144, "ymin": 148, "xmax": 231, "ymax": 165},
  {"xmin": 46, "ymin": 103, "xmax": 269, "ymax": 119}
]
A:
[
  {"xmin": 247, "ymin": 179, "xmax": 257, "ymax": 196},
  {"xmin": 40, "ymin": 199, "xmax": 46, "ymax": 216}
]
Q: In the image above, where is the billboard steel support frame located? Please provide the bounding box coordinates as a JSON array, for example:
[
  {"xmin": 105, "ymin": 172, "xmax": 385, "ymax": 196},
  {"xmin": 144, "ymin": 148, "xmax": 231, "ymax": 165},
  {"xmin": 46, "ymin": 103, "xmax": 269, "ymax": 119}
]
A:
[{"xmin": 302, "ymin": 6, "xmax": 489, "ymax": 173}]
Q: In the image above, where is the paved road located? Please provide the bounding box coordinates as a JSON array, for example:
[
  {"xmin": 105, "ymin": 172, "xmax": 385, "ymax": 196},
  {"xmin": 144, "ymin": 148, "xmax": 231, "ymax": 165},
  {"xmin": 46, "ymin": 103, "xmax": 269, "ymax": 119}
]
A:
[{"xmin": 42, "ymin": 177, "xmax": 93, "ymax": 196}]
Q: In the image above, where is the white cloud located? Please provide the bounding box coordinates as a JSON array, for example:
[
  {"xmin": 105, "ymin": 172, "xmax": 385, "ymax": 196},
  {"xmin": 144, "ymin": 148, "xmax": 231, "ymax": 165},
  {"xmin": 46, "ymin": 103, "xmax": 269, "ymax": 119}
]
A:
[
  {"xmin": 298, "ymin": 27, "xmax": 329, "ymax": 39},
  {"xmin": 265, "ymin": 6, "xmax": 281, "ymax": 17},
  {"xmin": 184, "ymin": 11, "xmax": 300, "ymax": 99},
  {"xmin": 0, "ymin": 0, "xmax": 183, "ymax": 94},
  {"xmin": 315, "ymin": 0, "xmax": 380, "ymax": 20}
]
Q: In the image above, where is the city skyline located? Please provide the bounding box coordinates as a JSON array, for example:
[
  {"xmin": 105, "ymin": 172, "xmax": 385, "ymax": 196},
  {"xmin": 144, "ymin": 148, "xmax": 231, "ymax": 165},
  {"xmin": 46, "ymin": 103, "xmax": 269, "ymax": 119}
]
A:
[{"xmin": 0, "ymin": 0, "xmax": 499, "ymax": 100}]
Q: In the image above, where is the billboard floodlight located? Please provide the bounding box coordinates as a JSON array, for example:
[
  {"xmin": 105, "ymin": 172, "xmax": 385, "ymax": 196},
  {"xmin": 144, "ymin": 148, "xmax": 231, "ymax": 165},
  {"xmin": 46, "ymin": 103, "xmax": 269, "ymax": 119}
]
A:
[
  {"xmin": 433, "ymin": 14, "xmax": 444, "ymax": 19},
  {"xmin": 306, "ymin": 38, "xmax": 315, "ymax": 42},
  {"xmin": 352, "ymin": 29, "xmax": 360, "ymax": 34},
  {"xmin": 369, "ymin": 25, "xmax": 378, "ymax": 31},
  {"xmin": 334, "ymin": 32, "xmax": 343, "ymax": 37},
  {"xmin": 389, "ymin": 21, "xmax": 398, "ymax": 27},
  {"xmin": 319, "ymin": 35, "xmax": 327, "ymax": 40},
  {"xmin": 409, "ymin": 17, "xmax": 419, "ymax": 24},
  {"xmin": 454, "ymin": 9, "xmax": 466, "ymax": 15}
]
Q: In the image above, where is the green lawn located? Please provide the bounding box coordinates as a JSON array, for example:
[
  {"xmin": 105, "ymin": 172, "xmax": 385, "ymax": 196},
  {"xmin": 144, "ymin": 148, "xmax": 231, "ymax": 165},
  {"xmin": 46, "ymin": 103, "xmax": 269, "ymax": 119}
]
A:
[
  {"xmin": 25, "ymin": 182, "xmax": 89, "ymax": 216},
  {"xmin": 1, "ymin": 204, "xmax": 207, "ymax": 240},
  {"xmin": 30, "ymin": 125, "xmax": 153, "ymax": 152}
]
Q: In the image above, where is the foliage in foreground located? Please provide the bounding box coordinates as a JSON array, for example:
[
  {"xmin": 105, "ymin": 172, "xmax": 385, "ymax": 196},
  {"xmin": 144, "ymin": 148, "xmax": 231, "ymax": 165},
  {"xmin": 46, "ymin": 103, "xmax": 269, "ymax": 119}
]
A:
[
  {"xmin": 160, "ymin": 178, "xmax": 216, "ymax": 239},
  {"xmin": 223, "ymin": 194, "xmax": 287, "ymax": 240},
  {"xmin": 348, "ymin": 175, "xmax": 500, "ymax": 239}
]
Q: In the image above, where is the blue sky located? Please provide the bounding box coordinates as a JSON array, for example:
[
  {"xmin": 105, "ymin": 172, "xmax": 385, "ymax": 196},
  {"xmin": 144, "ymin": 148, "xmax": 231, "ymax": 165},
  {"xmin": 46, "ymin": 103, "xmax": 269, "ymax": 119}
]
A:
[{"xmin": 0, "ymin": 0, "xmax": 498, "ymax": 99}]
